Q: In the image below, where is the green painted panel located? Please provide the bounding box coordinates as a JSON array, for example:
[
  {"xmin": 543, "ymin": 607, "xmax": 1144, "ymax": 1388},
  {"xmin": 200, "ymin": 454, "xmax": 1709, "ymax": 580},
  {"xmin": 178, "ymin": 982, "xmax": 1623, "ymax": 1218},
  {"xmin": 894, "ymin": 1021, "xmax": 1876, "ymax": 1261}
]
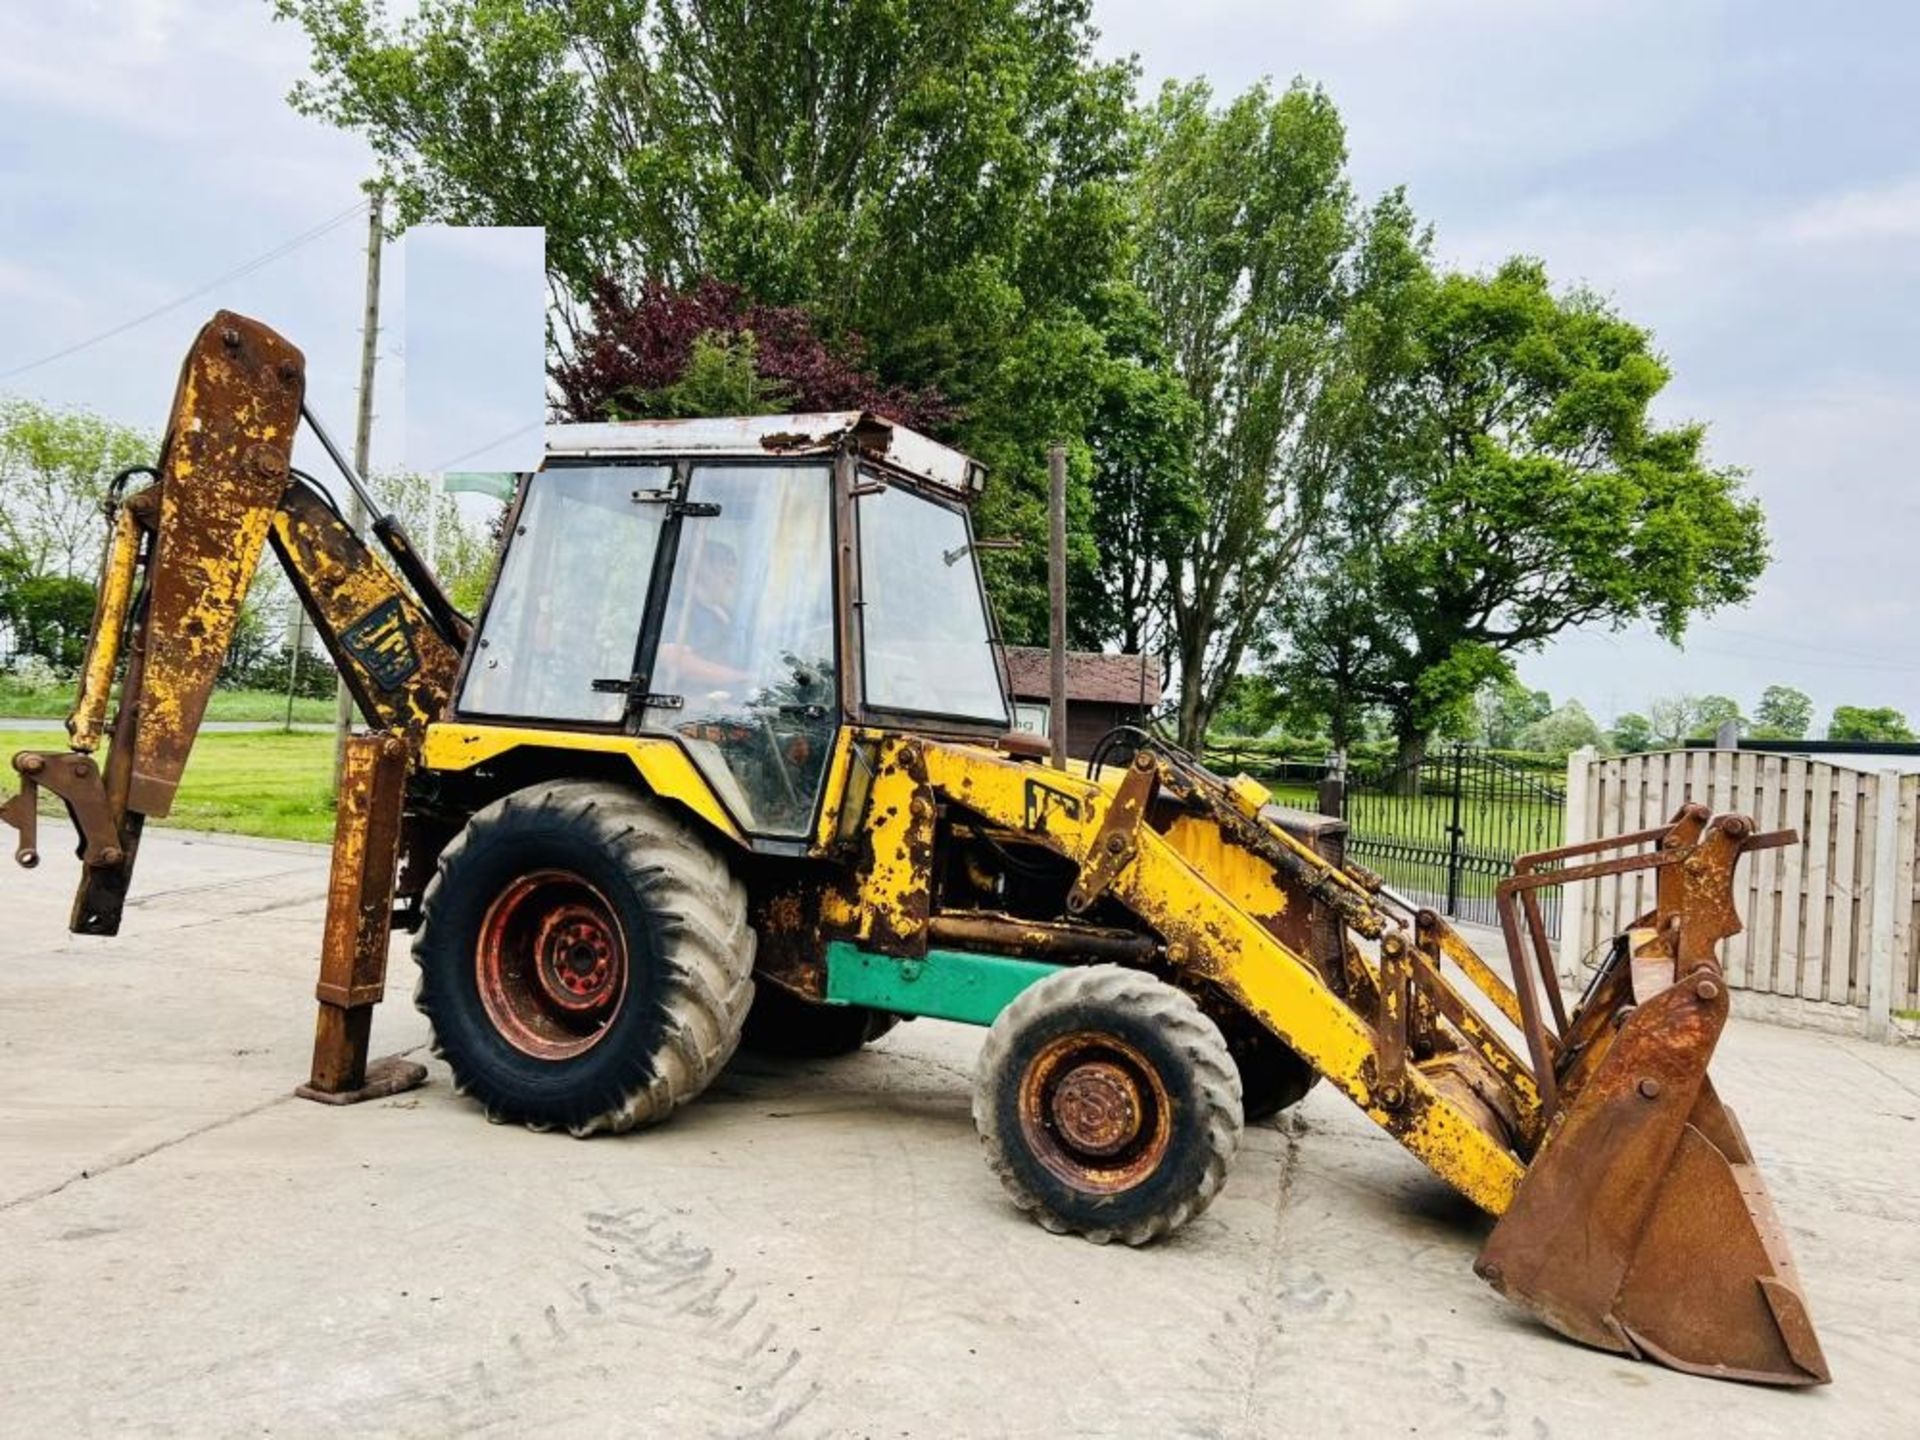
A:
[{"xmin": 824, "ymin": 941, "xmax": 1060, "ymax": 1027}]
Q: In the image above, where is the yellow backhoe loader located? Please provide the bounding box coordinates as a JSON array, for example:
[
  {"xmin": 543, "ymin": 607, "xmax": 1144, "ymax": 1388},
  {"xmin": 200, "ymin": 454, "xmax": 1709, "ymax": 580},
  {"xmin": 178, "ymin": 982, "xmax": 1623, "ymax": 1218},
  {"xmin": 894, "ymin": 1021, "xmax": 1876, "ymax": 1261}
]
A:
[{"xmin": 2, "ymin": 313, "xmax": 1828, "ymax": 1386}]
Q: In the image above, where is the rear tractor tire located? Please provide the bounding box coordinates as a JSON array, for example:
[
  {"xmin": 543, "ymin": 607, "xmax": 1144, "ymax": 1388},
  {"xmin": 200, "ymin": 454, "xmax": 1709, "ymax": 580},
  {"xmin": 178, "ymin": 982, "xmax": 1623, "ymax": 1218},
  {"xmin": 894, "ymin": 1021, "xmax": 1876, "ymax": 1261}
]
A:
[
  {"xmin": 973, "ymin": 965, "xmax": 1244, "ymax": 1245},
  {"xmin": 413, "ymin": 781, "xmax": 755, "ymax": 1137},
  {"xmin": 741, "ymin": 978, "xmax": 899, "ymax": 1058}
]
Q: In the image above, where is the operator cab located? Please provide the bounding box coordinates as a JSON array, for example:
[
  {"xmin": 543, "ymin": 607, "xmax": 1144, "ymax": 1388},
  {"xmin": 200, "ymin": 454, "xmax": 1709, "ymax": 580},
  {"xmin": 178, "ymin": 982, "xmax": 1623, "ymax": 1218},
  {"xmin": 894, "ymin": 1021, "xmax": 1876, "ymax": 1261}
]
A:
[{"xmin": 456, "ymin": 413, "xmax": 1010, "ymax": 842}]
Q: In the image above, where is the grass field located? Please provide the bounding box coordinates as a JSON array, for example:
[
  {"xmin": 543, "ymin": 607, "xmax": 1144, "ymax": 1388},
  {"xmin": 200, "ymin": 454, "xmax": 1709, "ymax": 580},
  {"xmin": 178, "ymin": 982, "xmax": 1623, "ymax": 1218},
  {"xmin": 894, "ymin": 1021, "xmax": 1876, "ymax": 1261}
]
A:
[
  {"xmin": 0, "ymin": 728, "xmax": 1569, "ymax": 894},
  {"xmin": 1242, "ymin": 774, "xmax": 1566, "ymax": 923},
  {"xmin": 0, "ymin": 680, "xmax": 333, "ymax": 724},
  {"xmin": 1, "ymin": 727, "xmax": 338, "ymax": 845}
]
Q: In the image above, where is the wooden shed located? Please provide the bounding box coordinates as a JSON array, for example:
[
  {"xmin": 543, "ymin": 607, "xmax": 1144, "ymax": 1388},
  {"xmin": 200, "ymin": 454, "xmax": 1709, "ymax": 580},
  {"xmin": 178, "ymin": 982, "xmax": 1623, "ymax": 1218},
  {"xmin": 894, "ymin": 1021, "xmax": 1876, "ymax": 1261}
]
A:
[{"xmin": 999, "ymin": 646, "xmax": 1162, "ymax": 760}]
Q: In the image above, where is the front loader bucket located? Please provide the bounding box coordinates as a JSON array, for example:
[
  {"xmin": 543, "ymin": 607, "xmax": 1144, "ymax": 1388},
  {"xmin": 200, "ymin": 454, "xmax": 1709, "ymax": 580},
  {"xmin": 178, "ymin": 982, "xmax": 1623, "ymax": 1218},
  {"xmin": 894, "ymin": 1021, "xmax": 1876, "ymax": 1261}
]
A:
[{"xmin": 1474, "ymin": 810, "xmax": 1829, "ymax": 1385}]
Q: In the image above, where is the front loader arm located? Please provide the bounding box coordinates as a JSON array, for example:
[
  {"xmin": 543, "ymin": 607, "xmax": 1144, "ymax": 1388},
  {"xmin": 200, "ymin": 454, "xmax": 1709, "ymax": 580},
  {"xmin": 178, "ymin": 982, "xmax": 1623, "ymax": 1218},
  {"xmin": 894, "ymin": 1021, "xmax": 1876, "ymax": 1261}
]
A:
[{"xmin": 1, "ymin": 311, "xmax": 464, "ymax": 934}]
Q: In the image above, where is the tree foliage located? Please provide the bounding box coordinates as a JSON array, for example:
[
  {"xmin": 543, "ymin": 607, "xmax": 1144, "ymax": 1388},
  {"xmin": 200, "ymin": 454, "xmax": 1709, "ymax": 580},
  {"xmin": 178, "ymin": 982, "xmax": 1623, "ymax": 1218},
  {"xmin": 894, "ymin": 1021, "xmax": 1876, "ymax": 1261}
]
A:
[
  {"xmin": 1689, "ymin": 694, "xmax": 1744, "ymax": 740},
  {"xmin": 1515, "ymin": 699, "xmax": 1603, "ymax": 758},
  {"xmin": 1134, "ymin": 82, "xmax": 1427, "ymax": 745},
  {"xmin": 1827, "ymin": 705, "xmax": 1915, "ymax": 743},
  {"xmin": 1278, "ymin": 259, "xmax": 1768, "ymax": 764},
  {"xmin": 276, "ymin": 6, "xmax": 1773, "ymax": 744},
  {"xmin": 551, "ymin": 277, "xmax": 952, "ymax": 427},
  {"xmin": 1753, "ymin": 684, "xmax": 1813, "ymax": 740},
  {"xmin": 0, "ymin": 550, "xmax": 96, "ymax": 671},
  {"xmin": 1609, "ymin": 711, "xmax": 1657, "ymax": 753},
  {"xmin": 1474, "ymin": 675, "xmax": 1552, "ymax": 749},
  {"xmin": 0, "ymin": 397, "xmax": 153, "ymax": 578},
  {"xmin": 275, "ymin": 0, "xmax": 1151, "ymax": 643}
]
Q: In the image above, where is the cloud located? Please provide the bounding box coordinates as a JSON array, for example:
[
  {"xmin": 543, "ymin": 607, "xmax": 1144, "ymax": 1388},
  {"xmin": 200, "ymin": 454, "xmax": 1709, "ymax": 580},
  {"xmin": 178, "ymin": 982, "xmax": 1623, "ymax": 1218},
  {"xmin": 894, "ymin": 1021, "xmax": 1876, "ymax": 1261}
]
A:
[{"xmin": 1786, "ymin": 175, "xmax": 1920, "ymax": 245}]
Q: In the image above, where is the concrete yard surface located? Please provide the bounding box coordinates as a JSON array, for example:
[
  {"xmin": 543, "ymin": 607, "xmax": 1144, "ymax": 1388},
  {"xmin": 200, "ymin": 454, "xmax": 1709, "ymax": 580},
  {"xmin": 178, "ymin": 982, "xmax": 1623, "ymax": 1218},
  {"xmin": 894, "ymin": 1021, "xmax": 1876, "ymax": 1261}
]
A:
[{"xmin": 2, "ymin": 830, "xmax": 1917, "ymax": 1438}]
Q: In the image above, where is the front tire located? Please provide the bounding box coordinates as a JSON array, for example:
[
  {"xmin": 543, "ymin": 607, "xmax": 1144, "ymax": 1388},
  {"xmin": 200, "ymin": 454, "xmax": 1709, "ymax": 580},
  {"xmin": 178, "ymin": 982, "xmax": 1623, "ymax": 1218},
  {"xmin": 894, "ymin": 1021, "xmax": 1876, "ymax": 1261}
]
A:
[
  {"xmin": 414, "ymin": 781, "xmax": 754, "ymax": 1136},
  {"xmin": 973, "ymin": 965, "xmax": 1243, "ymax": 1245}
]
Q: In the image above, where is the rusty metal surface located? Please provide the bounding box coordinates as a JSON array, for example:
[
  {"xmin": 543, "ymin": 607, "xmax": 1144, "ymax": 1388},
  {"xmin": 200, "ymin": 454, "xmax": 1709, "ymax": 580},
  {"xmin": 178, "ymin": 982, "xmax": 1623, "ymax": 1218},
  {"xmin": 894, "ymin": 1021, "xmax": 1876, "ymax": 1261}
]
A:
[
  {"xmin": 547, "ymin": 412, "xmax": 985, "ymax": 499},
  {"xmin": 303, "ymin": 732, "xmax": 421, "ymax": 1100},
  {"xmin": 3, "ymin": 752, "xmax": 122, "ymax": 872},
  {"xmin": 1065, "ymin": 750, "xmax": 1155, "ymax": 914},
  {"xmin": 1475, "ymin": 808, "xmax": 1830, "ymax": 1387},
  {"xmin": 927, "ymin": 912, "xmax": 1157, "ymax": 964},
  {"xmin": 122, "ymin": 313, "xmax": 305, "ymax": 818},
  {"xmin": 66, "ymin": 500, "xmax": 147, "ymax": 755},
  {"xmin": 1374, "ymin": 931, "xmax": 1413, "ymax": 1104},
  {"xmin": 475, "ymin": 868, "xmax": 629, "ymax": 1061},
  {"xmin": 2, "ymin": 310, "xmax": 469, "ymax": 938},
  {"xmin": 1018, "ymin": 1030, "xmax": 1173, "ymax": 1196},
  {"xmin": 2, "ymin": 314, "xmax": 305, "ymax": 935},
  {"xmin": 1405, "ymin": 943, "xmax": 1544, "ymax": 1148},
  {"xmin": 270, "ymin": 478, "xmax": 462, "ymax": 741}
]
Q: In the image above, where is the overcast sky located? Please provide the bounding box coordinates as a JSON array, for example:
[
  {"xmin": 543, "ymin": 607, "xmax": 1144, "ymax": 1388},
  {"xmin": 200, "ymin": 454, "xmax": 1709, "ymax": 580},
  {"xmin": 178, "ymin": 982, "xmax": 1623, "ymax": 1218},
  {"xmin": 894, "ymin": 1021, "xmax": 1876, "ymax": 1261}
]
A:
[{"xmin": 2, "ymin": 1, "xmax": 1916, "ymax": 731}]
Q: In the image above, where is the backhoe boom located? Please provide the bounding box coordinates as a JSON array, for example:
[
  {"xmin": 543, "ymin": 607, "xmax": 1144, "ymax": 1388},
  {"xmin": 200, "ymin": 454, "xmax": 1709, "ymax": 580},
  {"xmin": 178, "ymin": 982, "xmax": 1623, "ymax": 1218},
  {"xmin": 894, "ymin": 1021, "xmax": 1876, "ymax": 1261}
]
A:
[{"xmin": 1, "ymin": 311, "xmax": 463, "ymax": 934}]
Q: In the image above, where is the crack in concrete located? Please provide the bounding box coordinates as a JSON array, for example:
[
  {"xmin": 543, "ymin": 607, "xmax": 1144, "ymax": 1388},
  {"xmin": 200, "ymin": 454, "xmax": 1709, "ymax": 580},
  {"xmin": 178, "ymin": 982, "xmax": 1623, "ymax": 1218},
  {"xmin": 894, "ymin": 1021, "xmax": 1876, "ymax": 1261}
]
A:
[
  {"xmin": 1819, "ymin": 1033, "xmax": 1920, "ymax": 1101},
  {"xmin": 1235, "ymin": 1114, "xmax": 1305, "ymax": 1430},
  {"xmin": 0, "ymin": 1044, "xmax": 429, "ymax": 1214}
]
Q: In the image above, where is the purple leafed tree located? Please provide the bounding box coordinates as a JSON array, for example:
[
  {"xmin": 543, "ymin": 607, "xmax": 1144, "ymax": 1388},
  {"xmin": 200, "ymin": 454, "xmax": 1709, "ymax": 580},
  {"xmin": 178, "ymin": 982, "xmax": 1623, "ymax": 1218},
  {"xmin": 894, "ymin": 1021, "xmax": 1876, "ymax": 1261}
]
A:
[{"xmin": 551, "ymin": 277, "xmax": 954, "ymax": 432}]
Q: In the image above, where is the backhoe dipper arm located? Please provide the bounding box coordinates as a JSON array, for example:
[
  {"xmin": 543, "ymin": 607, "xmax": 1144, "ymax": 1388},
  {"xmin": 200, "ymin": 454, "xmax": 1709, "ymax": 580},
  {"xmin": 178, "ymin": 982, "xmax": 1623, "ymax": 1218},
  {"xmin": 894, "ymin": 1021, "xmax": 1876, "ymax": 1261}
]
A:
[{"xmin": 1, "ymin": 311, "xmax": 465, "ymax": 935}]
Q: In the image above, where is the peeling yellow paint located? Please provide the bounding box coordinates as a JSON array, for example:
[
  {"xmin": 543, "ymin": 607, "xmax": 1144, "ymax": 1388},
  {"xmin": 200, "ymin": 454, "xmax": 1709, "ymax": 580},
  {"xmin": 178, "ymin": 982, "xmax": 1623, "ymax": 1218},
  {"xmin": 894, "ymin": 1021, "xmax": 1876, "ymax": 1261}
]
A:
[{"xmin": 420, "ymin": 723, "xmax": 746, "ymax": 845}]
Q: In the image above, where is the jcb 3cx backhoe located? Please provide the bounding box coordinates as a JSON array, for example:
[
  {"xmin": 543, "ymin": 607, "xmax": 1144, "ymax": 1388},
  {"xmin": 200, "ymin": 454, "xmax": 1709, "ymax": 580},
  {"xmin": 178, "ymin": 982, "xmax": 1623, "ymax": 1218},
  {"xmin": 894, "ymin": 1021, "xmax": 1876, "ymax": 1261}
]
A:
[{"xmin": 3, "ymin": 313, "xmax": 1828, "ymax": 1386}]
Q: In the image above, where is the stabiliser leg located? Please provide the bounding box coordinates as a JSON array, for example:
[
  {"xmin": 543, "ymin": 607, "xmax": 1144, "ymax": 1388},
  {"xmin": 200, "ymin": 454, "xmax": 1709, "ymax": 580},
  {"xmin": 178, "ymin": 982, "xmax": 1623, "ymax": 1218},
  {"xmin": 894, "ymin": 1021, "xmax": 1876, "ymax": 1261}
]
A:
[{"xmin": 295, "ymin": 732, "xmax": 427, "ymax": 1105}]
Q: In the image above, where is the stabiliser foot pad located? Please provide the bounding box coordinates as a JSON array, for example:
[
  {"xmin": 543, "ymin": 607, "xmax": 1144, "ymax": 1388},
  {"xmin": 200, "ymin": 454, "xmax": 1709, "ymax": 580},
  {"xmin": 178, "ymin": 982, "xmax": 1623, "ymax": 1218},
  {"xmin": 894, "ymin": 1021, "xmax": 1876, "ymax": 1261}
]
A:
[{"xmin": 295, "ymin": 1054, "xmax": 429, "ymax": 1106}]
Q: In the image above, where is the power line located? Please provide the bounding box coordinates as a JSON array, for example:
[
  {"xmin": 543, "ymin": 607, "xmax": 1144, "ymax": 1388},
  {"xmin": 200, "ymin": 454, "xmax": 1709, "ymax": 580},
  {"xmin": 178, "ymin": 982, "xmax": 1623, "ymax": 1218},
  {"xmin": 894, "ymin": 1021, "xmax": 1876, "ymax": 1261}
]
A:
[
  {"xmin": 0, "ymin": 199, "xmax": 371, "ymax": 382},
  {"xmin": 428, "ymin": 419, "xmax": 544, "ymax": 473},
  {"xmin": 1706, "ymin": 623, "xmax": 1920, "ymax": 667},
  {"xmin": 1682, "ymin": 641, "xmax": 1920, "ymax": 675}
]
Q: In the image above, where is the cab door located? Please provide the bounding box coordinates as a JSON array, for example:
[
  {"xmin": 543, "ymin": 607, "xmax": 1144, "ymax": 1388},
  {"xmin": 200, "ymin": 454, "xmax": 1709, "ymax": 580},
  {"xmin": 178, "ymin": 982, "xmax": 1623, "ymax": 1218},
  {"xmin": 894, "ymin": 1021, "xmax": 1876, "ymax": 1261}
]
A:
[{"xmin": 643, "ymin": 461, "xmax": 839, "ymax": 839}]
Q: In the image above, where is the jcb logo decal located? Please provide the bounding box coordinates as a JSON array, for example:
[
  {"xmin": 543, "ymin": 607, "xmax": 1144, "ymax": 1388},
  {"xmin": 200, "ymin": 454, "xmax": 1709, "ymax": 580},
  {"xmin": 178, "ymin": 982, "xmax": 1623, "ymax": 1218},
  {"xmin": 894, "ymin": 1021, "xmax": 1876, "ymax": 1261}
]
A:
[{"xmin": 340, "ymin": 598, "xmax": 420, "ymax": 691}]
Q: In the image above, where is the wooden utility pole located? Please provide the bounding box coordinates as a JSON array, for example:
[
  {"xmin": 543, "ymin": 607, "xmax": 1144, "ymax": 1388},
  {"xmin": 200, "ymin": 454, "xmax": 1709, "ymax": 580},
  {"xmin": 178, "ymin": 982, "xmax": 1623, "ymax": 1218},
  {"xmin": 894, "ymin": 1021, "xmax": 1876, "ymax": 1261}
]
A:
[
  {"xmin": 334, "ymin": 186, "xmax": 384, "ymax": 786},
  {"xmin": 1047, "ymin": 443, "xmax": 1068, "ymax": 770}
]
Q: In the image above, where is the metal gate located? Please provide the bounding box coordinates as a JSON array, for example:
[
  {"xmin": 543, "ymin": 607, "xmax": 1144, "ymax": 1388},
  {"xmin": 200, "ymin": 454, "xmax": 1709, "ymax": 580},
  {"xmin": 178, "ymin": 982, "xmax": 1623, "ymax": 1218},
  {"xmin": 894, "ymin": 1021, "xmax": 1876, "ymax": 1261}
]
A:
[{"xmin": 1342, "ymin": 743, "xmax": 1566, "ymax": 936}]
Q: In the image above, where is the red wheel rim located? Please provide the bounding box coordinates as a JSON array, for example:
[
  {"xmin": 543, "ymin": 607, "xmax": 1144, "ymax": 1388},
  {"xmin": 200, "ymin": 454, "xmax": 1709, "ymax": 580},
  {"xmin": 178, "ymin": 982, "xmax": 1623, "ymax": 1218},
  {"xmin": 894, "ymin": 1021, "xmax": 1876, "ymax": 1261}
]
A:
[{"xmin": 476, "ymin": 869, "xmax": 628, "ymax": 1060}]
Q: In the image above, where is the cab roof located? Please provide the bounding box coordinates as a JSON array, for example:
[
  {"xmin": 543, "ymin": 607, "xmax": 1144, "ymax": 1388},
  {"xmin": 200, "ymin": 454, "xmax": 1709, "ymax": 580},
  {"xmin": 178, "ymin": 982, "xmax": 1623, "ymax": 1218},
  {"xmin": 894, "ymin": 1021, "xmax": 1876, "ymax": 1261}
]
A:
[{"xmin": 545, "ymin": 412, "xmax": 985, "ymax": 500}]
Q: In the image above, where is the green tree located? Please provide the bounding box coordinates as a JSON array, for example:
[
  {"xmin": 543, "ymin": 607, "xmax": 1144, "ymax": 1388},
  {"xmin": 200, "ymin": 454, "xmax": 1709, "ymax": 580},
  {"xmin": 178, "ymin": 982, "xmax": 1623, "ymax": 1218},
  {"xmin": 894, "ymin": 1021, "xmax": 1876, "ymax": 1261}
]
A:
[
  {"xmin": 1688, "ymin": 694, "xmax": 1745, "ymax": 740},
  {"xmin": 0, "ymin": 397, "xmax": 153, "ymax": 577},
  {"xmin": 1474, "ymin": 675, "xmax": 1551, "ymax": 748},
  {"xmin": 1515, "ymin": 700, "xmax": 1603, "ymax": 758},
  {"xmin": 1753, "ymin": 684, "xmax": 1813, "ymax": 739},
  {"xmin": 1134, "ymin": 82, "xmax": 1429, "ymax": 746},
  {"xmin": 662, "ymin": 332, "xmax": 795, "ymax": 418},
  {"xmin": 1646, "ymin": 694, "xmax": 1700, "ymax": 746},
  {"xmin": 370, "ymin": 470, "xmax": 498, "ymax": 614},
  {"xmin": 1609, "ymin": 711, "xmax": 1657, "ymax": 753},
  {"xmin": 1827, "ymin": 706, "xmax": 1915, "ymax": 743},
  {"xmin": 274, "ymin": 0, "xmax": 1148, "ymax": 642},
  {"xmin": 0, "ymin": 569, "xmax": 97, "ymax": 670},
  {"xmin": 1285, "ymin": 259, "xmax": 1768, "ymax": 769},
  {"xmin": 1210, "ymin": 674, "xmax": 1287, "ymax": 738},
  {"xmin": 1083, "ymin": 287, "xmax": 1200, "ymax": 655}
]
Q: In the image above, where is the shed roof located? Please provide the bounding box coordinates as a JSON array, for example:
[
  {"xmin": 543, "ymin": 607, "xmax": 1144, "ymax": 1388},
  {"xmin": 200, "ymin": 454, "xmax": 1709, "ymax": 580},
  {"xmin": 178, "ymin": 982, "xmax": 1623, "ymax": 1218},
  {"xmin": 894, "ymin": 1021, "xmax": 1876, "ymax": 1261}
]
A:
[{"xmin": 1001, "ymin": 646, "xmax": 1162, "ymax": 708}]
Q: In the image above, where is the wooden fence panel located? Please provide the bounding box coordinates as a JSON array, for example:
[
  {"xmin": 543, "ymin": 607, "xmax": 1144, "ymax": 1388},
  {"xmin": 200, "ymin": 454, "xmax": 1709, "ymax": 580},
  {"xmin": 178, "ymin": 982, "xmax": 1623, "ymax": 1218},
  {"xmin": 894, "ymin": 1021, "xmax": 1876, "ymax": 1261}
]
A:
[
  {"xmin": 1778, "ymin": 756, "xmax": 1806, "ymax": 997},
  {"xmin": 1563, "ymin": 748, "xmax": 1917, "ymax": 1036},
  {"xmin": 1803, "ymin": 764, "xmax": 1833, "ymax": 1001},
  {"xmin": 1905, "ymin": 775, "xmax": 1920, "ymax": 1014},
  {"xmin": 1830, "ymin": 774, "xmax": 1860, "ymax": 1006}
]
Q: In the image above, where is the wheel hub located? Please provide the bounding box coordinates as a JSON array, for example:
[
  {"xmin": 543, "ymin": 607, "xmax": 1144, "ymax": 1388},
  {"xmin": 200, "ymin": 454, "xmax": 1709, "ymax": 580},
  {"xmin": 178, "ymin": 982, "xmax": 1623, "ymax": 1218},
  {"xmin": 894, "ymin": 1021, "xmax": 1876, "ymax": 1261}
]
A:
[
  {"xmin": 1050, "ymin": 1060, "xmax": 1143, "ymax": 1156},
  {"xmin": 477, "ymin": 870, "xmax": 629, "ymax": 1060},
  {"xmin": 1018, "ymin": 1030, "xmax": 1174, "ymax": 1193},
  {"xmin": 534, "ymin": 906, "xmax": 619, "ymax": 1010}
]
